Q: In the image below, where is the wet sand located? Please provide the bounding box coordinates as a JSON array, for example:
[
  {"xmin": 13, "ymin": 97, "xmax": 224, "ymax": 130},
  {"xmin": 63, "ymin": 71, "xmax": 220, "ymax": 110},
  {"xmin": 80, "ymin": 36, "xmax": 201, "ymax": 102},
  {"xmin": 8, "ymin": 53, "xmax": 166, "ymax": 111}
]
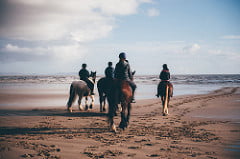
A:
[{"xmin": 0, "ymin": 87, "xmax": 240, "ymax": 159}]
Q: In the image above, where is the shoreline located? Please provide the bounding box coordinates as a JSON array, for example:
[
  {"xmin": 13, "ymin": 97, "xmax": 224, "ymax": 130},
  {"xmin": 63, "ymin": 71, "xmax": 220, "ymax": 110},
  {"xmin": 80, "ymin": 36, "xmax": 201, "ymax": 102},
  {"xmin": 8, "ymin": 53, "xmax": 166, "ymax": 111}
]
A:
[{"xmin": 0, "ymin": 87, "xmax": 240, "ymax": 158}]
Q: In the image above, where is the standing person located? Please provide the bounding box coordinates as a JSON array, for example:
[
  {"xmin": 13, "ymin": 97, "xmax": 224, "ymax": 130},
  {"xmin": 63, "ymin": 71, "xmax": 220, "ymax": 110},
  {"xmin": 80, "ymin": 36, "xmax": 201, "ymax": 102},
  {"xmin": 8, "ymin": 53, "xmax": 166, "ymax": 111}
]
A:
[
  {"xmin": 79, "ymin": 63, "xmax": 94, "ymax": 95},
  {"xmin": 114, "ymin": 52, "xmax": 136, "ymax": 103},
  {"xmin": 105, "ymin": 62, "xmax": 114, "ymax": 79},
  {"xmin": 156, "ymin": 64, "xmax": 170, "ymax": 97}
]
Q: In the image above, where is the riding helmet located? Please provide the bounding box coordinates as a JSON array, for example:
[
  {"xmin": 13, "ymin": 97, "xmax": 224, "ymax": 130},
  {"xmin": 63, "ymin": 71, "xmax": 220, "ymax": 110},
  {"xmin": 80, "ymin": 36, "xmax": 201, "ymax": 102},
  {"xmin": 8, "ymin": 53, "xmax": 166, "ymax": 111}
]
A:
[{"xmin": 119, "ymin": 52, "xmax": 126, "ymax": 59}]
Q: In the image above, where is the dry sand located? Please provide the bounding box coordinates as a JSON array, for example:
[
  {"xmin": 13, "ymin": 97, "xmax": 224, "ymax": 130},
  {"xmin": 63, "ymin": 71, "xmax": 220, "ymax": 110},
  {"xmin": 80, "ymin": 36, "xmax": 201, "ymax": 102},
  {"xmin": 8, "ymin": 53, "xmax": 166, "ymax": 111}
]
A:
[{"xmin": 0, "ymin": 87, "xmax": 240, "ymax": 159}]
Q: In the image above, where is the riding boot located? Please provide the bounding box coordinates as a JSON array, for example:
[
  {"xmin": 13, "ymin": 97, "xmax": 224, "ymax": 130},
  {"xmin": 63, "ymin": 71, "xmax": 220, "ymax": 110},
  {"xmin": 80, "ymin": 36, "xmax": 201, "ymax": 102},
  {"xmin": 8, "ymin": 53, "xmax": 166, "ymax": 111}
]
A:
[{"xmin": 131, "ymin": 90, "xmax": 136, "ymax": 103}]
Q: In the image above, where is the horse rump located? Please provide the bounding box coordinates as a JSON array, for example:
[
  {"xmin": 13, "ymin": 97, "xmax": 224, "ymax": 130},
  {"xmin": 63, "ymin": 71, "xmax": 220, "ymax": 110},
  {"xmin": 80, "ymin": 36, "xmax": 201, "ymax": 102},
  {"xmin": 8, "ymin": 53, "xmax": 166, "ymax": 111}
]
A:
[{"xmin": 157, "ymin": 81, "xmax": 173, "ymax": 97}]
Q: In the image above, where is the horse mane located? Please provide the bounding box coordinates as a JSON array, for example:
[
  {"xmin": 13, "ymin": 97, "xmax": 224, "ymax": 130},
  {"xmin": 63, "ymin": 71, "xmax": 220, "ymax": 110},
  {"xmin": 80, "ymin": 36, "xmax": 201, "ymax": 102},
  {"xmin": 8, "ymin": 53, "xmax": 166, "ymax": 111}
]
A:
[{"xmin": 88, "ymin": 71, "xmax": 96, "ymax": 84}]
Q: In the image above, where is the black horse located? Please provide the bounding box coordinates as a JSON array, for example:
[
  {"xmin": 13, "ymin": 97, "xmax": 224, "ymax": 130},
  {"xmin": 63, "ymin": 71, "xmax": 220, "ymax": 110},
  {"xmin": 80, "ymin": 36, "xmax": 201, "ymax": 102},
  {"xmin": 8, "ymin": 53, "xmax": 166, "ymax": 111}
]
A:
[
  {"xmin": 97, "ymin": 77, "xmax": 114, "ymax": 112},
  {"xmin": 67, "ymin": 71, "xmax": 96, "ymax": 112},
  {"xmin": 157, "ymin": 81, "xmax": 173, "ymax": 116}
]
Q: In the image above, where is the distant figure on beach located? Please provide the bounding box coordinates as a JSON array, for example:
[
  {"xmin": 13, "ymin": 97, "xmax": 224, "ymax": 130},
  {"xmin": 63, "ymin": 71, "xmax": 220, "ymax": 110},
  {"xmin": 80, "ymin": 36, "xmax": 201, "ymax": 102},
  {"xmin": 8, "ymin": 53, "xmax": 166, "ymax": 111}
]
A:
[
  {"xmin": 114, "ymin": 52, "xmax": 136, "ymax": 103},
  {"xmin": 156, "ymin": 64, "xmax": 173, "ymax": 116},
  {"xmin": 105, "ymin": 62, "xmax": 114, "ymax": 79},
  {"xmin": 97, "ymin": 62, "xmax": 114, "ymax": 112},
  {"xmin": 79, "ymin": 63, "xmax": 94, "ymax": 95},
  {"xmin": 156, "ymin": 64, "xmax": 171, "ymax": 97}
]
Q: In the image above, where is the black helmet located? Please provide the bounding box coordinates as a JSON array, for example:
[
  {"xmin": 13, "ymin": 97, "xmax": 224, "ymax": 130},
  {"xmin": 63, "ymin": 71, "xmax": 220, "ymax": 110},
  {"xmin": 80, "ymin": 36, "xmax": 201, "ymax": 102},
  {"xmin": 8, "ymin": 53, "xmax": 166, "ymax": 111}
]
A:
[{"xmin": 119, "ymin": 52, "xmax": 126, "ymax": 59}]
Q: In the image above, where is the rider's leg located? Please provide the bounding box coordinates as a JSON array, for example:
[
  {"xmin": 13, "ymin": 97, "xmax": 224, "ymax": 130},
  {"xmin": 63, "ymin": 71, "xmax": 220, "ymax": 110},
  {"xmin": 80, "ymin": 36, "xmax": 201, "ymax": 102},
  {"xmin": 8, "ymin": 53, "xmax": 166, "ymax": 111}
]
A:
[
  {"xmin": 128, "ymin": 81, "xmax": 136, "ymax": 103},
  {"xmin": 85, "ymin": 79, "xmax": 94, "ymax": 95}
]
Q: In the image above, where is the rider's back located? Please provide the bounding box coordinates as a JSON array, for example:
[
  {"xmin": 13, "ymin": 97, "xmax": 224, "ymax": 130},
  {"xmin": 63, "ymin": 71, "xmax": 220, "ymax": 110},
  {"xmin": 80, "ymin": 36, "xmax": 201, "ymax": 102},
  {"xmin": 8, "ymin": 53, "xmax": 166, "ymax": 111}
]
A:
[
  {"xmin": 79, "ymin": 68, "xmax": 89, "ymax": 80},
  {"xmin": 114, "ymin": 60, "xmax": 132, "ymax": 80}
]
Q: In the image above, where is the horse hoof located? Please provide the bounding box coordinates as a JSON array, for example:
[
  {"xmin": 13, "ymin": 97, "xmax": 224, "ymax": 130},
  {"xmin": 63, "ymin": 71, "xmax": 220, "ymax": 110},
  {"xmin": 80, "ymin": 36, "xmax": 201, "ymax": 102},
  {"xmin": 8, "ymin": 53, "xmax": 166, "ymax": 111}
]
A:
[
  {"xmin": 111, "ymin": 125, "xmax": 117, "ymax": 133},
  {"xmin": 68, "ymin": 107, "xmax": 72, "ymax": 113},
  {"xmin": 79, "ymin": 106, "xmax": 83, "ymax": 111},
  {"xmin": 85, "ymin": 105, "xmax": 89, "ymax": 111},
  {"xmin": 103, "ymin": 108, "xmax": 106, "ymax": 112},
  {"xmin": 89, "ymin": 104, "xmax": 93, "ymax": 109},
  {"xmin": 119, "ymin": 122, "xmax": 127, "ymax": 130}
]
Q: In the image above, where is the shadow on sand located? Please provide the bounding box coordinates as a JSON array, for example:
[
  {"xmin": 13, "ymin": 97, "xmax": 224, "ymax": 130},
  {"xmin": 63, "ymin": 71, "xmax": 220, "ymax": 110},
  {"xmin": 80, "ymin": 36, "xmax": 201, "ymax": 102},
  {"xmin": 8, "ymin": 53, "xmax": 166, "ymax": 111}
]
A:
[{"xmin": 0, "ymin": 109, "xmax": 107, "ymax": 117}]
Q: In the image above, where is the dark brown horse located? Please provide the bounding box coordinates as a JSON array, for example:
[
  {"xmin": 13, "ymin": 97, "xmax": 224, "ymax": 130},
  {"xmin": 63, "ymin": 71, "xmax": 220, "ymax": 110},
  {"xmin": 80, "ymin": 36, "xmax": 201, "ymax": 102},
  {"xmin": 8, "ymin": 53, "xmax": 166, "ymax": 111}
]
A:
[
  {"xmin": 157, "ymin": 82, "xmax": 173, "ymax": 116},
  {"xmin": 97, "ymin": 77, "xmax": 113, "ymax": 112},
  {"xmin": 67, "ymin": 71, "xmax": 96, "ymax": 112},
  {"xmin": 107, "ymin": 79, "xmax": 133, "ymax": 132}
]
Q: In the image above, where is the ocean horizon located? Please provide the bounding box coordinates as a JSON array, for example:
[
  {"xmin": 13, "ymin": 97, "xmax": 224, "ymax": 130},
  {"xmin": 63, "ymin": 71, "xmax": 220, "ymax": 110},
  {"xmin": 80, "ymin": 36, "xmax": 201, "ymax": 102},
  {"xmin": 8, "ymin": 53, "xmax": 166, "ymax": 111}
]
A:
[{"xmin": 0, "ymin": 74, "xmax": 239, "ymax": 108}]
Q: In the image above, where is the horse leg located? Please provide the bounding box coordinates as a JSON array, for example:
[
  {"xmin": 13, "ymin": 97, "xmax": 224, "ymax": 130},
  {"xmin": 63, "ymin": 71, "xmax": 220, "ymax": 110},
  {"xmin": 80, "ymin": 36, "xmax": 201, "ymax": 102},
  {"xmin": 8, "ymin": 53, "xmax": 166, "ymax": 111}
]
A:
[
  {"xmin": 108, "ymin": 101, "xmax": 117, "ymax": 132},
  {"xmin": 78, "ymin": 96, "xmax": 84, "ymax": 111},
  {"xmin": 161, "ymin": 96, "xmax": 164, "ymax": 114},
  {"xmin": 99, "ymin": 92, "xmax": 103, "ymax": 112},
  {"xmin": 127, "ymin": 102, "xmax": 132, "ymax": 124},
  {"xmin": 67, "ymin": 84, "xmax": 76, "ymax": 113},
  {"xmin": 85, "ymin": 96, "xmax": 89, "ymax": 110},
  {"xmin": 89, "ymin": 95, "xmax": 94, "ymax": 109},
  {"xmin": 103, "ymin": 95, "xmax": 106, "ymax": 112},
  {"xmin": 119, "ymin": 101, "xmax": 128, "ymax": 130}
]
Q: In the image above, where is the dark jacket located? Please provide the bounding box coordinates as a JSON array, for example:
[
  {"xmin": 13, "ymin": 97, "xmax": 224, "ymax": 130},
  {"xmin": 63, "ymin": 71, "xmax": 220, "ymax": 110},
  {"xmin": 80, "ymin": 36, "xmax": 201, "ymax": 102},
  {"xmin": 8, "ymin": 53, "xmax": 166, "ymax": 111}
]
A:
[
  {"xmin": 79, "ymin": 68, "xmax": 90, "ymax": 80},
  {"xmin": 159, "ymin": 69, "xmax": 170, "ymax": 81},
  {"xmin": 105, "ymin": 66, "xmax": 114, "ymax": 79},
  {"xmin": 114, "ymin": 60, "xmax": 132, "ymax": 80}
]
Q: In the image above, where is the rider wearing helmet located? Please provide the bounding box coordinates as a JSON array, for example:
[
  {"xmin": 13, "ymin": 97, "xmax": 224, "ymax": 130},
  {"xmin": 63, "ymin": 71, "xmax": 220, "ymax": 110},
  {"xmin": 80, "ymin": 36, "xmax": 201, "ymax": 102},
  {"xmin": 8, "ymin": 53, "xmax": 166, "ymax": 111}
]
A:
[
  {"xmin": 114, "ymin": 52, "xmax": 136, "ymax": 103},
  {"xmin": 79, "ymin": 63, "xmax": 94, "ymax": 95}
]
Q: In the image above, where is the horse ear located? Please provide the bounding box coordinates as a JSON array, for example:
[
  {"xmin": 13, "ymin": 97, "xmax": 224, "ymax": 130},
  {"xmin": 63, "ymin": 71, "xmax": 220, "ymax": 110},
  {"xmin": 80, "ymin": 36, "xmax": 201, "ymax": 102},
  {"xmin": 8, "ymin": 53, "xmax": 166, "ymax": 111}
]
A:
[{"xmin": 132, "ymin": 70, "xmax": 136, "ymax": 75}]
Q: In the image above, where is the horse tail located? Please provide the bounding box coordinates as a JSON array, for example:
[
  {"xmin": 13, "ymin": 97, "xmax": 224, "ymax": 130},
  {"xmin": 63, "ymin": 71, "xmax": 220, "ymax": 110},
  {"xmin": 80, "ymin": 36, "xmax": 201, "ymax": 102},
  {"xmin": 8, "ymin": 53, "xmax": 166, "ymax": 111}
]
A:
[
  {"xmin": 163, "ymin": 85, "xmax": 169, "ymax": 115},
  {"xmin": 67, "ymin": 84, "xmax": 76, "ymax": 108},
  {"xmin": 97, "ymin": 78, "xmax": 104, "ymax": 103}
]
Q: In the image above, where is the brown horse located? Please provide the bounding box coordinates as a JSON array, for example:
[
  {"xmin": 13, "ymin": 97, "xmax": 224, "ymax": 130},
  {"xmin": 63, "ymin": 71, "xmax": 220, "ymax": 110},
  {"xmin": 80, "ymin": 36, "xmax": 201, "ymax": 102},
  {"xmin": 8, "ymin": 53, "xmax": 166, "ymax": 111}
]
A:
[
  {"xmin": 157, "ymin": 82, "xmax": 173, "ymax": 116},
  {"xmin": 107, "ymin": 79, "xmax": 133, "ymax": 132},
  {"xmin": 67, "ymin": 71, "xmax": 96, "ymax": 113},
  {"xmin": 98, "ymin": 71, "xmax": 136, "ymax": 114}
]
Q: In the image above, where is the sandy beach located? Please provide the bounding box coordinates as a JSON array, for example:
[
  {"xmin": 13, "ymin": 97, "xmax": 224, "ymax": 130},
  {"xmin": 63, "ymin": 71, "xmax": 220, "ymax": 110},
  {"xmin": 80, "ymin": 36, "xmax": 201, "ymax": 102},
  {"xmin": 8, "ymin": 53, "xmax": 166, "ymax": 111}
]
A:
[{"xmin": 0, "ymin": 87, "xmax": 240, "ymax": 159}]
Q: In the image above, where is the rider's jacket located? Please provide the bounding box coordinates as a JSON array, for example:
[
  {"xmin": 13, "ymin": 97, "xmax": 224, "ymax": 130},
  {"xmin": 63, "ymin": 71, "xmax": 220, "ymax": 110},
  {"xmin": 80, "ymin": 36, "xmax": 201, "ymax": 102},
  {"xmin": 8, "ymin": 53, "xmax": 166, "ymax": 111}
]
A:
[
  {"xmin": 105, "ymin": 66, "xmax": 114, "ymax": 79},
  {"xmin": 159, "ymin": 69, "xmax": 170, "ymax": 81},
  {"xmin": 114, "ymin": 60, "xmax": 132, "ymax": 81},
  {"xmin": 79, "ymin": 68, "xmax": 90, "ymax": 80}
]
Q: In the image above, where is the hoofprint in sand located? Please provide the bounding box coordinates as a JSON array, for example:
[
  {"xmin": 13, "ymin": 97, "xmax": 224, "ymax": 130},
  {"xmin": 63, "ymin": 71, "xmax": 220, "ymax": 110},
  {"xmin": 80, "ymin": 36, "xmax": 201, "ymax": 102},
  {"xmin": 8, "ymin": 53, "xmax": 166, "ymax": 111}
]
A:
[{"xmin": 0, "ymin": 87, "xmax": 239, "ymax": 159}]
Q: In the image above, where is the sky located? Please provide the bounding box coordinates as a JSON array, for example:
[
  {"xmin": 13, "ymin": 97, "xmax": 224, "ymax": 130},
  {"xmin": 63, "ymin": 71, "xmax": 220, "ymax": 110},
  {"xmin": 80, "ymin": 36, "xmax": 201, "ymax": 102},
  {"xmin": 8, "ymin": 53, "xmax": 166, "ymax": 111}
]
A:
[{"xmin": 0, "ymin": 0, "xmax": 240, "ymax": 75}]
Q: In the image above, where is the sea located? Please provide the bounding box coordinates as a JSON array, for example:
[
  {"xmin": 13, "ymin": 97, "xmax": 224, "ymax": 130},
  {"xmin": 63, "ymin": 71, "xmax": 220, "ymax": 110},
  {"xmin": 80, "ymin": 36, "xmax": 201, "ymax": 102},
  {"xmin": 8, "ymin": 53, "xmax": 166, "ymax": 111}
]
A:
[{"xmin": 0, "ymin": 74, "xmax": 239, "ymax": 108}]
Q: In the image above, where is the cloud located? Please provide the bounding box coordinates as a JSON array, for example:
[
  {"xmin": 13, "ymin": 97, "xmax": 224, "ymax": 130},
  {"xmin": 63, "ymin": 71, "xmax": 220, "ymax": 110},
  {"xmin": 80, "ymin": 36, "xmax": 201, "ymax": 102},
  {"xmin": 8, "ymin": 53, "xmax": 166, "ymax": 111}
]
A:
[
  {"xmin": 0, "ymin": 0, "xmax": 149, "ymax": 42},
  {"xmin": 147, "ymin": 8, "xmax": 160, "ymax": 17},
  {"xmin": 221, "ymin": 35, "xmax": 240, "ymax": 40},
  {"xmin": 183, "ymin": 44, "xmax": 201, "ymax": 53},
  {"xmin": 208, "ymin": 49, "xmax": 240, "ymax": 61},
  {"xmin": 0, "ymin": 43, "xmax": 87, "ymax": 62}
]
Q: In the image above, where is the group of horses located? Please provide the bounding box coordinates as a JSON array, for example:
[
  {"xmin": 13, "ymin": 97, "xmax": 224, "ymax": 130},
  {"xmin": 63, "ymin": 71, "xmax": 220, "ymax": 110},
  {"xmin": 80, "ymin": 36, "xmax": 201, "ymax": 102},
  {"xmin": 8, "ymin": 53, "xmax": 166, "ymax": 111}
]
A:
[{"xmin": 66, "ymin": 72, "xmax": 173, "ymax": 132}]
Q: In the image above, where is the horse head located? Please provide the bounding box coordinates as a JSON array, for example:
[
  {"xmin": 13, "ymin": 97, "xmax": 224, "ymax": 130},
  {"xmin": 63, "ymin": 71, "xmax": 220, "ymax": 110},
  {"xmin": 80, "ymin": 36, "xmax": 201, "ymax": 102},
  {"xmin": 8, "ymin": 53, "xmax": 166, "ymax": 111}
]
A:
[
  {"xmin": 130, "ymin": 70, "xmax": 136, "ymax": 81},
  {"xmin": 90, "ymin": 71, "xmax": 97, "ymax": 83}
]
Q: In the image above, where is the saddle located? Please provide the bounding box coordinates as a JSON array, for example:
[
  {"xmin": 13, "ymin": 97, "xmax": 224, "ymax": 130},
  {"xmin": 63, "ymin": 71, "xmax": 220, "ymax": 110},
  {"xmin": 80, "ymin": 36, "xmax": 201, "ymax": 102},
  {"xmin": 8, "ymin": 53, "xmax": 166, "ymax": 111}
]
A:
[{"xmin": 113, "ymin": 79, "xmax": 132, "ymax": 104}]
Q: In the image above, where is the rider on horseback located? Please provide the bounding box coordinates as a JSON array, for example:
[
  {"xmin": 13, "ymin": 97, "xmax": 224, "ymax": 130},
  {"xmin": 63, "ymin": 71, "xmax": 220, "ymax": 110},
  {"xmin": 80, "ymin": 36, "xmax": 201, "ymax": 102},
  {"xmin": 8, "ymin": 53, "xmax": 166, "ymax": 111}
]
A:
[
  {"xmin": 105, "ymin": 62, "xmax": 114, "ymax": 79},
  {"xmin": 114, "ymin": 52, "xmax": 136, "ymax": 103},
  {"xmin": 156, "ymin": 64, "xmax": 171, "ymax": 98},
  {"xmin": 79, "ymin": 63, "xmax": 94, "ymax": 95}
]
